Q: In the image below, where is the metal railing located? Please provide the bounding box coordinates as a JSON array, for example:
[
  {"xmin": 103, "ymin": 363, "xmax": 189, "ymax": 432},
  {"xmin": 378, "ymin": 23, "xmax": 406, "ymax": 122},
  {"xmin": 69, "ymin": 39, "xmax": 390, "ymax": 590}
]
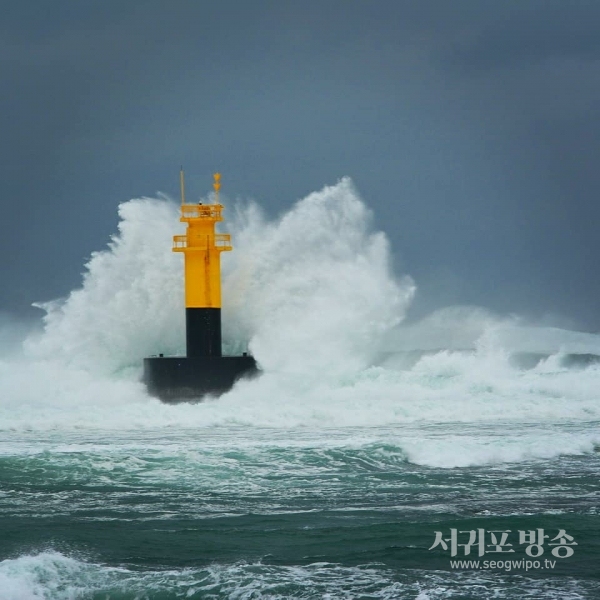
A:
[
  {"xmin": 173, "ymin": 234, "xmax": 232, "ymax": 250},
  {"xmin": 215, "ymin": 234, "xmax": 232, "ymax": 248},
  {"xmin": 180, "ymin": 204, "xmax": 224, "ymax": 220}
]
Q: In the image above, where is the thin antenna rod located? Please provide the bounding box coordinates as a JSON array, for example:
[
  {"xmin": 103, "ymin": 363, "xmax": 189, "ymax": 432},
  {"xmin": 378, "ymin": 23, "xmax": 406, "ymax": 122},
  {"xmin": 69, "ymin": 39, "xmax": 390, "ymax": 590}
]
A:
[
  {"xmin": 213, "ymin": 172, "xmax": 221, "ymax": 204},
  {"xmin": 180, "ymin": 167, "xmax": 186, "ymax": 205}
]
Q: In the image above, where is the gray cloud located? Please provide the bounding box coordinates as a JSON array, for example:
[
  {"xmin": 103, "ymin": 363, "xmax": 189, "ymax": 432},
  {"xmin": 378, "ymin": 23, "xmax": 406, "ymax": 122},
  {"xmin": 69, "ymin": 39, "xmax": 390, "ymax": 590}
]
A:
[{"xmin": 2, "ymin": 0, "xmax": 600, "ymax": 330}]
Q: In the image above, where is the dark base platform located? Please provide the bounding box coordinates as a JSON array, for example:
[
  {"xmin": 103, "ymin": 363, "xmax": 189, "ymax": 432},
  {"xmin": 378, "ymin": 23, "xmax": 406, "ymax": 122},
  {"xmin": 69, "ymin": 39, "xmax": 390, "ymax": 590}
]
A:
[{"xmin": 143, "ymin": 355, "xmax": 258, "ymax": 403}]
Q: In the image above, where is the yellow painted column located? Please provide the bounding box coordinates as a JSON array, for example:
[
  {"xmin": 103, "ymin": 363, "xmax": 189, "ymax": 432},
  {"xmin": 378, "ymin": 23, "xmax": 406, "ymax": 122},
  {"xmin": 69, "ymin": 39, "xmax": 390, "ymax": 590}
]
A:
[{"xmin": 173, "ymin": 172, "xmax": 232, "ymax": 356}]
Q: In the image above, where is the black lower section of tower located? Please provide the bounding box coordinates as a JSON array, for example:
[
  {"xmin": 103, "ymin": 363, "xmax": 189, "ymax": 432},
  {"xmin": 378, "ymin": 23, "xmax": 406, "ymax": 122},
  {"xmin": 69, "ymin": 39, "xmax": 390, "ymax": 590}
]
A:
[
  {"xmin": 186, "ymin": 308, "xmax": 222, "ymax": 357},
  {"xmin": 143, "ymin": 307, "xmax": 258, "ymax": 402}
]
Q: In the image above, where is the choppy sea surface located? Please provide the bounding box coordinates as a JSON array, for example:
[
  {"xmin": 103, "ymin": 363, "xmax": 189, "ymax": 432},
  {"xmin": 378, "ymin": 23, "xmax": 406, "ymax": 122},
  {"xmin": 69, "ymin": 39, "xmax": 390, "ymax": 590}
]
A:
[{"xmin": 1, "ymin": 180, "xmax": 599, "ymax": 599}]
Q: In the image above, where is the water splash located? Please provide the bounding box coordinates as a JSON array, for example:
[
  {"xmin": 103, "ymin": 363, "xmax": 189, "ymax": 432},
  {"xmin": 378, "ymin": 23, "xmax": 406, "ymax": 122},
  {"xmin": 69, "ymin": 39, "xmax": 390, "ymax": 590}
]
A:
[
  {"xmin": 24, "ymin": 197, "xmax": 184, "ymax": 374},
  {"xmin": 0, "ymin": 179, "xmax": 599, "ymax": 465},
  {"xmin": 223, "ymin": 177, "xmax": 414, "ymax": 377},
  {"xmin": 24, "ymin": 179, "xmax": 413, "ymax": 380}
]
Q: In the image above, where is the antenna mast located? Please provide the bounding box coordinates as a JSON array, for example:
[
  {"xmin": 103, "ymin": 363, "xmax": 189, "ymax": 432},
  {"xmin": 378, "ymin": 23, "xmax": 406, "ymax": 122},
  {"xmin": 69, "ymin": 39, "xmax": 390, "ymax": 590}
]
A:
[
  {"xmin": 213, "ymin": 172, "xmax": 221, "ymax": 204},
  {"xmin": 180, "ymin": 167, "xmax": 186, "ymax": 204}
]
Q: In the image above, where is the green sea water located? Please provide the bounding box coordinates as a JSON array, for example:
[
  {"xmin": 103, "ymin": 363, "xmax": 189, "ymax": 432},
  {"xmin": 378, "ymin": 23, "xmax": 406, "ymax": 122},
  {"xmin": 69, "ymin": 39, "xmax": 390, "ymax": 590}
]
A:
[
  {"xmin": 1, "ymin": 423, "xmax": 598, "ymax": 599},
  {"xmin": 2, "ymin": 184, "xmax": 600, "ymax": 598}
]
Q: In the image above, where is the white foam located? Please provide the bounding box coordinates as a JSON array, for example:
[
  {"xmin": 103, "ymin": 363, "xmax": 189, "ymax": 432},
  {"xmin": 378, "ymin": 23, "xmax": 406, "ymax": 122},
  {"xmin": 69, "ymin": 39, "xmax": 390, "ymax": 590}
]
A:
[
  {"xmin": 0, "ymin": 551, "xmax": 597, "ymax": 600},
  {"xmin": 0, "ymin": 552, "xmax": 89, "ymax": 600},
  {"xmin": 24, "ymin": 197, "xmax": 185, "ymax": 374},
  {"xmin": 0, "ymin": 179, "xmax": 599, "ymax": 468},
  {"xmin": 222, "ymin": 177, "xmax": 414, "ymax": 377},
  {"xmin": 401, "ymin": 430, "xmax": 599, "ymax": 468}
]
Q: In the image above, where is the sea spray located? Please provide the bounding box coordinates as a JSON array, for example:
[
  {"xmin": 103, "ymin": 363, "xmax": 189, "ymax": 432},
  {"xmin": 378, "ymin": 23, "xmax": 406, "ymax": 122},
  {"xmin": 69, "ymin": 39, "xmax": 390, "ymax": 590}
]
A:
[
  {"xmin": 0, "ymin": 180, "xmax": 598, "ymax": 465},
  {"xmin": 24, "ymin": 197, "xmax": 184, "ymax": 374},
  {"xmin": 23, "ymin": 179, "xmax": 414, "ymax": 379},
  {"xmin": 222, "ymin": 177, "xmax": 415, "ymax": 377}
]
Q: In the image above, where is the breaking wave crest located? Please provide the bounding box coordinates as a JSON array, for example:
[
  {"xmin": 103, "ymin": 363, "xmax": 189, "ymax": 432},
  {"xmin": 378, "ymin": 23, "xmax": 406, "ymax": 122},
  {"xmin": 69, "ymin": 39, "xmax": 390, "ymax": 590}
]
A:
[
  {"xmin": 0, "ymin": 178, "xmax": 600, "ymax": 468},
  {"xmin": 23, "ymin": 177, "xmax": 413, "ymax": 379},
  {"xmin": 1, "ymin": 551, "xmax": 598, "ymax": 600}
]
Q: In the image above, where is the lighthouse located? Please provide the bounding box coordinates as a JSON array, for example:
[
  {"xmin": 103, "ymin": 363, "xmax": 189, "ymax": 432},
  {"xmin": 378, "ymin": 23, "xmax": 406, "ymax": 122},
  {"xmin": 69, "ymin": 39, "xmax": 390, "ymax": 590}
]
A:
[
  {"xmin": 174, "ymin": 171, "xmax": 230, "ymax": 358},
  {"xmin": 143, "ymin": 172, "xmax": 257, "ymax": 402}
]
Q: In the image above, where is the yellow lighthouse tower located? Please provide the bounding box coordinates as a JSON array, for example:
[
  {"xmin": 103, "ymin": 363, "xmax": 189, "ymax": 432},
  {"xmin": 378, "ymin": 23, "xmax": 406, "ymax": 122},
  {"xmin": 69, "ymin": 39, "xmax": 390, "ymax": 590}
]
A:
[
  {"xmin": 142, "ymin": 171, "xmax": 257, "ymax": 402},
  {"xmin": 173, "ymin": 171, "xmax": 231, "ymax": 356}
]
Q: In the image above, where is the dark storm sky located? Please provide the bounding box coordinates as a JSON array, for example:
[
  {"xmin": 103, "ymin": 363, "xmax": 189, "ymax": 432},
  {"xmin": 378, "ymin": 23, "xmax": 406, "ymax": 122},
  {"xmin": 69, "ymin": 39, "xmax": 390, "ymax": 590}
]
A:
[{"xmin": 2, "ymin": 0, "xmax": 600, "ymax": 329}]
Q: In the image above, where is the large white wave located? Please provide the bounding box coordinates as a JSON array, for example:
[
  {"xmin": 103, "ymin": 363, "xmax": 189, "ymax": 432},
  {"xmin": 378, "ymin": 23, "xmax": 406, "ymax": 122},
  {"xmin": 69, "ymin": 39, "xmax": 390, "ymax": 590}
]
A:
[
  {"xmin": 24, "ymin": 197, "xmax": 185, "ymax": 374},
  {"xmin": 0, "ymin": 179, "xmax": 414, "ymax": 424},
  {"xmin": 22, "ymin": 178, "xmax": 413, "ymax": 378},
  {"xmin": 1, "ymin": 178, "xmax": 599, "ymax": 468},
  {"xmin": 222, "ymin": 177, "xmax": 414, "ymax": 377}
]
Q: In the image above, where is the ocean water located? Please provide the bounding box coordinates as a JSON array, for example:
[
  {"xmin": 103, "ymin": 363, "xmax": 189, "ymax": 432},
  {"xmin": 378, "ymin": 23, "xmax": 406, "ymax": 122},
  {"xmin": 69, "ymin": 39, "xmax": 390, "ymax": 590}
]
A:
[{"xmin": 1, "ymin": 180, "xmax": 599, "ymax": 599}]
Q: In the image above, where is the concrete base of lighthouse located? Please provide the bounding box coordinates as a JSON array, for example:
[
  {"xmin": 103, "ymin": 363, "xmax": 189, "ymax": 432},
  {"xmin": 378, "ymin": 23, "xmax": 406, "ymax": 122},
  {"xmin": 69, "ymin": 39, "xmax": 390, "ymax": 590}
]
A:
[{"xmin": 143, "ymin": 355, "xmax": 258, "ymax": 403}]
